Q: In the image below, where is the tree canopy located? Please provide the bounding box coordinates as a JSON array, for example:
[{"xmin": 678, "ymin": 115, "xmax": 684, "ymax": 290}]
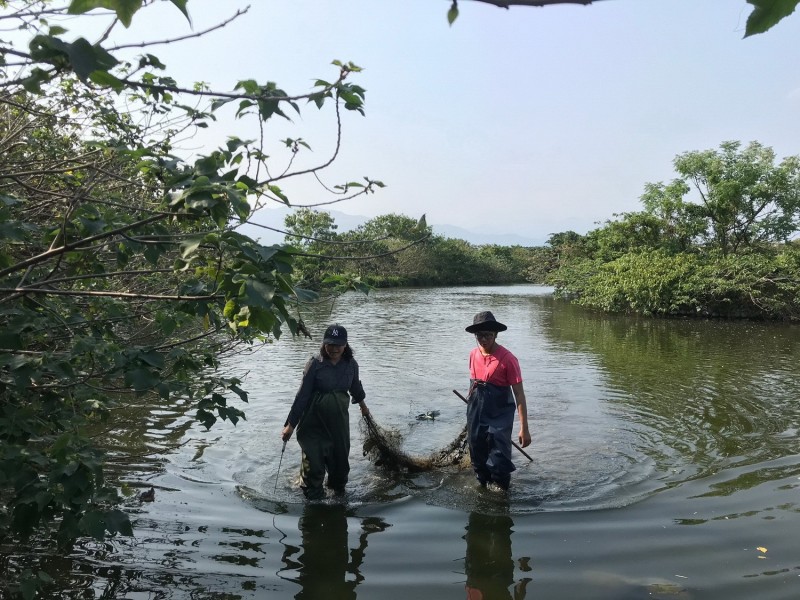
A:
[
  {"xmin": 547, "ymin": 141, "xmax": 800, "ymax": 319},
  {"xmin": 2, "ymin": 0, "xmax": 800, "ymax": 596},
  {"xmin": 0, "ymin": 2, "xmax": 380, "ymax": 594}
]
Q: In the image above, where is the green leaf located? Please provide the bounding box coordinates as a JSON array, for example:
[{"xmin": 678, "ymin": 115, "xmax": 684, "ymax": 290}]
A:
[
  {"xmin": 180, "ymin": 234, "xmax": 205, "ymax": 258},
  {"xmin": 0, "ymin": 221, "xmax": 30, "ymax": 242},
  {"xmin": 196, "ymin": 408, "xmax": 216, "ymax": 430},
  {"xmin": 68, "ymin": 0, "xmax": 144, "ymax": 28},
  {"xmin": 20, "ymin": 574, "xmax": 37, "ymax": 600},
  {"xmin": 223, "ymin": 299, "xmax": 237, "ymax": 320},
  {"xmin": 124, "ymin": 367, "xmax": 160, "ymax": 392},
  {"xmin": 0, "ymin": 332, "xmax": 23, "ymax": 350},
  {"xmin": 36, "ymin": 571, "xmax": 54, "ymax": 584},
  {"xmin": 21, "ymin": 68, "xmax": 51, "ymax": 94},
  {"xmin": 139, "ymin": 53, "xmax": 166, "ymax": 69},
  {"xmin": 448, "ymin": 2, "xmax": 459, "ymax": 26},
  {"xmin": 105, "ymin": 509, "xmax": 133, "ymax": 536},
  {"xmin": 80, "ymin": 510, "xmax": 106, "ymax": 539},
  {"xmin": 194, "ymin": 155, "xmax": 218, "ymax": 176},
  {"xmin": 267, "ymin": 184, "xmax": 289, "ymax": 205},
  {"xmin": 168, "ymin": 0, "xmax": 191, "ymax": 23},
  {"xmin": 210, "ymin": 97, "xmax": 232, "ymax": 112},
  {"xmin": 243, "ymin": 279, "xmax": 275, "ymax": 308},
  {"xmin": 29, "ymin": 34, "xmax": 69, "ymax": 63},
  {"xmin": 229, "ymin": 383, "xmax": 249, "ymax": 403},
  {"xmin": 0, "ymin": 194, "xmax": 22, "ymax": 206},
  {"xmin": 66, "ymin": 37, "xmax": 119, "ymax": 79},
  {"xmin": 137, "ymin": 350, "xmax": 164, "ymax": 369},
  {"xmin": 89, "ymin": 70, "xmax": 125, "ymax": 91},
  {"xmin": 257, "ymin": 245, "xmax": 280, "ymax": 262},
  {"xmin": 745, "ymin": 0, "xmax": 800, "ymax": 36},
  {"xmin": 294, "ymin": 287, "xmax": 319, "ymax": 302}
]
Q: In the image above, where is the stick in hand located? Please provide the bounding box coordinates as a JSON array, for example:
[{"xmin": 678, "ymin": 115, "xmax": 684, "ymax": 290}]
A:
[{"xmin": 452, "ymin": 389, "xmax": 533, "ymax": 462}]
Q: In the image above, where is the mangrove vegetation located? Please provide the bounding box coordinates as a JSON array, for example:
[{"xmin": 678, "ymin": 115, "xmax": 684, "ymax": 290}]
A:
[{"xmin": 1, "ymin": 0, "xmax": 799, "ymax": 597}]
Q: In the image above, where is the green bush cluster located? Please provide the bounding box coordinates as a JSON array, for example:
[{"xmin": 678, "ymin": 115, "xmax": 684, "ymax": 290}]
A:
[{"xmin": 547, "ymin": 141, "xmax": 800, "ymax": 321}]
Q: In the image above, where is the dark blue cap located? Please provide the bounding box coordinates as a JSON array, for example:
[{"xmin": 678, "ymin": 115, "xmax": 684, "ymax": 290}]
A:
[{"xmin": 323, "ymin": 324, "xmax": 347, "ymax": 345}]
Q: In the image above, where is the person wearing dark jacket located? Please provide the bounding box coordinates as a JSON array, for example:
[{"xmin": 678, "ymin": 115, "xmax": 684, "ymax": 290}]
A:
[
  {"xmin": 281, "ymin": 324, "xmax": 370, "ymax": 500},
  {"xmin": 465, "ymin": 311, "xmax": 531, "ymax": 491}
]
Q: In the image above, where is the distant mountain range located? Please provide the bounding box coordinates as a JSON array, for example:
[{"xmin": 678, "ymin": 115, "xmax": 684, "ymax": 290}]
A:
[
  {"xmin": 431, "ymin": 223, "xmax": 544, "ymax": 247},
  {"xmin": 239, "ymin": 207, "xmax": 545, "ymax": 247}
]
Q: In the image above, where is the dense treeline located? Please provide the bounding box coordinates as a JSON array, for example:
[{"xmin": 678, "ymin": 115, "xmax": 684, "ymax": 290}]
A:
[
  {"xmin": 1, "ymin": 0, "xmax": 798, "ymax": 596},
  {"xmin": 284, "ymin": 140, "xmax": 800, "ymax": 323},
  {"xmin": 283, "ymin": 210, "xmax": 555, "ymax": 287},
  {"xmin": 544, "ymin": 141, "xmax": 800, "ymax": 320}
]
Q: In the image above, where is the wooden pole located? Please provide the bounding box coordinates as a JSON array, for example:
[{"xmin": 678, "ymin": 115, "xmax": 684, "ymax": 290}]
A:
[{"xmin": 453, "ymin": 389, "xmax": 533, "ymax": 461}]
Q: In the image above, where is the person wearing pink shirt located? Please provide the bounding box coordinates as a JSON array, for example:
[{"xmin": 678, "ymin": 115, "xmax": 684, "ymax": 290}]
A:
[{"xmin": 465, "ymin": 311, "xmax": 531, "ymax": 490}]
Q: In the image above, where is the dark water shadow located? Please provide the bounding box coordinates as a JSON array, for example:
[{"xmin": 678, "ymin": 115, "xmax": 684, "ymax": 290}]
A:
[
  {"xmin": 274, "ymin": 502, "xmax": 391, "ymax": 599},
  {"xmin": 464, "ymin": 510, "xmax": 532, "ymax": 600}
]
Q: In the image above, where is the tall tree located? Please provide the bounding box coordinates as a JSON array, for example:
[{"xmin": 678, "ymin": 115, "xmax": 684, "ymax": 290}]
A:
[
  {"xmin": 650, "ymin": 141, "xmax": 800, "ymax": 255},
  {"xmin": 355, "ymin": 213, "xmax": 430, "ymax": 242},
  {"xmin": 0, "ymin": 2, "xmax": 378, "ymax": 588}
]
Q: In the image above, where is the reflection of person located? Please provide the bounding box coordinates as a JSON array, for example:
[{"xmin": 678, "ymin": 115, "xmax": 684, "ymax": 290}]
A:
[
  {"xmin": 285, "ymin": 503, "xmax": 390, "ymax": 600},
  {"xmin": 464, "ymin": 512, "xmax": 530, "ymax": 600},
  {"xmin": 293, "ymin": 504, "xmax": 353, "ymax": 599},
  {"xmin": 281, "ymin": 324, "xmax": 370, "ymax": 500},
  {"xmin": 465, "ymin": 311, "xmax": 531, "ymax": 490}
]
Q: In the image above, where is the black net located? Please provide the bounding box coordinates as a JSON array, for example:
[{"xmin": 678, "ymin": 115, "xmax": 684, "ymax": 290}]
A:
[{"xmin": 360, "ymin": 413, "xmax": 470, "ymax": 473}]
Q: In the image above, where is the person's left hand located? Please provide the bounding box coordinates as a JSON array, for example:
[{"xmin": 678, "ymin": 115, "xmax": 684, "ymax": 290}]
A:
[
  {"xmin": 359, "ymin": 401, "xmax": 370, "ymax": 418},
  {"xmin": 519, "ymin": 429, "xmax": 531, "ymax": 448}
]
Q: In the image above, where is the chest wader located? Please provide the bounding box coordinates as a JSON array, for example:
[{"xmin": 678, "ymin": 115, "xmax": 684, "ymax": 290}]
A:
[
  {"xmin": 466, "ymin": 381, "xmax": 516, "ymax": 489},
  {"xmin": 296, "ymin": 390, "xmax": 351, "ymax": 500}
]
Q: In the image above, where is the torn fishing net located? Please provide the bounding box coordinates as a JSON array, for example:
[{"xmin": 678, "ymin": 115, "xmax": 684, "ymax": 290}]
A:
[{"xmin": 360, "ymin": 413, "xmax": 471, "ymax": 473}]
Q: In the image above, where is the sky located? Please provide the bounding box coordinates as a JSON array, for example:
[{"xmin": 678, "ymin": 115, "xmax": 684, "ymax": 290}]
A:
[{"xmin": 62, "ymin": 0, "xmax": 800, "ymax": 245}]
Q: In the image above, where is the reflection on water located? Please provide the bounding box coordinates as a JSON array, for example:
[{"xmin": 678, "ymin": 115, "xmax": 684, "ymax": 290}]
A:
[
  {"xmin": 464, "ymin": 511, "xmax": 531, "ymax": 600},
  {"xmin": 542, "ymin": 304, "xmax": 800, "ymax": 482},
  {"xmin": 233, "ymin": 285, "xmax": 666, "ymax": 513},
  {"xmin": 277, "ymin": 504, "xmax": 390, "ymax": 599},
  {"xmin": 9, "ymin": 285, "xmax": 800, "ymax": 599}
]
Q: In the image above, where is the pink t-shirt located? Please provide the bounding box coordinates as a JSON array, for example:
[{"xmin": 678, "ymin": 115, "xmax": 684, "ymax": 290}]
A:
[{"xmin": 469, "ymin": 344, "xmax": 522, "ymax": 387}]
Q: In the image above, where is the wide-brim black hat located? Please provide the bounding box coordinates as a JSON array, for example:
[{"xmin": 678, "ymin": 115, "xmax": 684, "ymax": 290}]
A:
[{"xmin": 465, "ymin": 311, "xmax": 507, "ymax": 333}]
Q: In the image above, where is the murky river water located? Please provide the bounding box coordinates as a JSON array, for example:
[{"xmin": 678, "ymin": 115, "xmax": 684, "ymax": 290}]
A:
[{"xmin": 34, "ymin": 285, "xmax": 800, "ymax": 598}]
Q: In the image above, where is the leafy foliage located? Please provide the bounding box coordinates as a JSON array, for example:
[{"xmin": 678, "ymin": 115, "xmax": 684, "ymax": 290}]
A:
[
  {"xmin": 547, "ymin": 142, "xmax": 800, "ymax": 320},
  {"xmin": 745, "ymin": 0, "xmax": 800, "ymax": 37},
  {"xmin": 0, "ymin": 1, "xmax": 378, "ymax": 595},
  {"xmin": 282, "ymin": 210, "xmax": 550, "ymax": 289}
]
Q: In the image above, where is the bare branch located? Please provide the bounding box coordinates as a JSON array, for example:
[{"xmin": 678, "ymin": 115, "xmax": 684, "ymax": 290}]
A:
[
  {"xmin": 464, "ymin": 0, "xmax": 597, "ymax": 7},
  {"xmin": 287, "ymin": 233, "xmax": 431, "ymax": 260},
  {"xmin": 109, "ymin": 8, "xmax": 249, "ymax": 51},
  {"xmin": 0, "ymin": 212, "xmax": 170, "ymax": 279},
  {"xmin": 0, "ymin": 287, "xmax": 222, "ymax": 301},
  {"xmin": 242, "ymin": 220, "xmax": 395, "ymax": 245},
  {"xmin": 258, "ymin": 95, "xmax": 344, "ymax": 186}
]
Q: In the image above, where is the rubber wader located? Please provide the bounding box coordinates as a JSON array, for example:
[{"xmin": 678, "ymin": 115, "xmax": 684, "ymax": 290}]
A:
[{"xmin": 296, "ymin": 390, "xmax": 351, "ymax": 500}]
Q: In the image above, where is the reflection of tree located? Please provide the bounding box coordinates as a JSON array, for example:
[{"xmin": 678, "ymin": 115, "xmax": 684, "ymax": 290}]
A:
[
  {"xmin": 539, "ymin": 300, "xmax": 800, "ymax": 471},
  {"xmin": 279, "ymin": 504, "xmax": 390, "ymax": 599},
  {"xmin": 464, "ymin": 512, "xmax": 531, "ymax": 600}
]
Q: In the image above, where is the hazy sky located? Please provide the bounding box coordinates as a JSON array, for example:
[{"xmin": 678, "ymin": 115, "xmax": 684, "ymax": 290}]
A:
[{"xmin": 85, "ymin": 0, "xmax": 800, "ymax": 244}]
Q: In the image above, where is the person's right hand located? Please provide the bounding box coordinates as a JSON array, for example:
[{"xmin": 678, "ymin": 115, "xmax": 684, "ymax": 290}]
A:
[{"xmin": 281, "ymin": 424, "xmax": 294, "ymax": 442}]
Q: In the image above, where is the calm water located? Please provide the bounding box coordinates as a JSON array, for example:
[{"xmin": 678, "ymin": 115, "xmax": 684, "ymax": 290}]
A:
[{"xmin": 38, "ymin": 286, "xmax": 800, "ymax": 598}]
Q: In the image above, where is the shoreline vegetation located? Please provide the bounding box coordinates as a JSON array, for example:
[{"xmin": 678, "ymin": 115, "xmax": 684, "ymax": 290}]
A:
[
  {"xmin": 2, "ymin": 1, "xmax": 800, "ymax": 596},
  {"xmin": 290, "ymin": 142, "xmax": 800, "ymax": 322}
]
